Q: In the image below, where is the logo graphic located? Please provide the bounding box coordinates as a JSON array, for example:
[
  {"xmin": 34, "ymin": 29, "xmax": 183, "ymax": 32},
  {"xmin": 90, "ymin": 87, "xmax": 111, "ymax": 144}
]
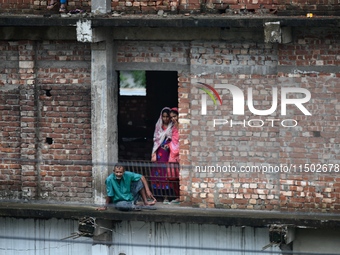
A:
[
  {"xmin": 197, "ymin": 83, "xmax": 311, "ymax": 116},
  {"xmin": 197, "ymin": 82, "xmax": 222, "ymax": 115}
]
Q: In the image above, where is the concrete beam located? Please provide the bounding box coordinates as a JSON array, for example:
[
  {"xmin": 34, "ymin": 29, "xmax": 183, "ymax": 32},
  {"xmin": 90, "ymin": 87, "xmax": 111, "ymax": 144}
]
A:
[
  {"xmin": 1, "ymin": 16, "xmax": 340, "ymax": 28},
  {"xmin": 0, "ymin": 27, "xmax": 76, "ymax": 40},
  {"xmin": 76, "ymin": 22, "xmax": 115, "ymax": 43},
  {"xmin": 112, "ymin": 27, "xmax": 220, "ymax": 41},
  {"xmin": 92, "ymin": 27, "xmax": 111, "ymax": 43},
  {"xmin": 281, "ymin": 26, "xmax": 292, "ymax": 44}
]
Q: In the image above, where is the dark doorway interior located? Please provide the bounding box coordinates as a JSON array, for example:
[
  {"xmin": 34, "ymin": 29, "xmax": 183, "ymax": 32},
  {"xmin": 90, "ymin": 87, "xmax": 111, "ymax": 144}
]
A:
[{"xmin": 118, "ymin": 71, "xmax": 178, "ymax": 160}]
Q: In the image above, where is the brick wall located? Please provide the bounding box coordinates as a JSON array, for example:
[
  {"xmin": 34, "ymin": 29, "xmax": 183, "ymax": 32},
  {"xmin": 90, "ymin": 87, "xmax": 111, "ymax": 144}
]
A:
[
  {"xmin": 0, "ymin": 41, "xmax": 21, "ymax": 199},
  {"xmin": 1, "ymin": 26, "xmax": 340, "ymax": 212},
  {"xmin": 1, "ymin": 0, "xmax": 339, "ymax": 15},
  {"xmin": 116, "ymin": 41, "xmax": 190, "ymax": 65},
  {"xmin": 0, "ymin": 40, "xmax": 92, "ymax": 202},
  {"xmin": 277, "ymin": 27, "xmax": 340, "ymax": 212},
  {"xmin": 0, "ymin": 87, "xmax": 21, "ymax": 199},
  {"xmin": 185, "ymin": 73, "xmax": 340, "ymax": 211},
  {"xmin": 181, "ymin": 27, "xmax": 340, "ymax": 212}
]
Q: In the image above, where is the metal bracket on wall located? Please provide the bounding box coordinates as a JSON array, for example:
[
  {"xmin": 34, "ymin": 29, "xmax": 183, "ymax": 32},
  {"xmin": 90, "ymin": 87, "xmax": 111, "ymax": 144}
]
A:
[
  {"xmin": 61, "ymin": 217, "xmax": 97, "ymax": 240},
  {"xmin": 262, "ymin": 224, "xmax": 295, "ymax": 251}
]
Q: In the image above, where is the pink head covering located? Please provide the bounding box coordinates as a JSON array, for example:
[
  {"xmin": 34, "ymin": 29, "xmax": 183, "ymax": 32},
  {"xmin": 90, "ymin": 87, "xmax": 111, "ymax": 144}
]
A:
[{"xmin": 152, "ymin": 107, "xmax": 173, "ymax": 154}]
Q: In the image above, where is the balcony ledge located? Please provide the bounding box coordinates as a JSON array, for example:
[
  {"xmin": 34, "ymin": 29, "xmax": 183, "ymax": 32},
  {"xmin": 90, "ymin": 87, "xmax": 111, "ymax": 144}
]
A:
[
  {"xmin": 1, "ymin": 201, "xmax": 340, "ymax": 229},
  {"xmin": 0, "ymin": 14, "xmax": 339, "ymax": 28}
]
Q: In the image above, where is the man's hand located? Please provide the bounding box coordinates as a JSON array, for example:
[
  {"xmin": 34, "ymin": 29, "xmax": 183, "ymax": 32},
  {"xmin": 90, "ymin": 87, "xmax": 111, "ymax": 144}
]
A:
[
  {"xmin": 140, "ymin": 176, "xmax": 157, "ymax": 204},
  {"xmin": 97, "ymin": 197, "xmax": 111, "ymax": 211},
  {"xmin": 146, "ymin": 190, "xmax": 156, "ymax": 203},
  {"xmin": 146, "ymin": 189, "xmax": 155, "ymax": 199}
]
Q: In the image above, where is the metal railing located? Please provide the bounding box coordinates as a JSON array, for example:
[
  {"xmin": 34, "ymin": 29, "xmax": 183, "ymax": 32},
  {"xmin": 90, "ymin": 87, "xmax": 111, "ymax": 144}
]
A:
[{"xmin": 119, "ymin": 160, "xmax": 180, "ymax": 200}]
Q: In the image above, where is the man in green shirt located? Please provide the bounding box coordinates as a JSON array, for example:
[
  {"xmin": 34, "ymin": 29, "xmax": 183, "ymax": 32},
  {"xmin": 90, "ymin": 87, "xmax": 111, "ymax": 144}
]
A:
[{"xmin": 97, "ymin": 163, "xmax": 157, "ymax": 211}]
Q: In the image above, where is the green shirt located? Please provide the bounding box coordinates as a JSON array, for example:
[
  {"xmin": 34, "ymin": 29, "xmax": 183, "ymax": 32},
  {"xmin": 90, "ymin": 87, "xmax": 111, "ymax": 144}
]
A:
[{"xmin": 105, "ymin": 171, "xmax": 142, "ymax": 203}]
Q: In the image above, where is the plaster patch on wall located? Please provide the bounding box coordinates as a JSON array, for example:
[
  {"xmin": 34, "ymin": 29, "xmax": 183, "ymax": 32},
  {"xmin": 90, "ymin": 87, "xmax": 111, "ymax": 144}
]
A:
[
  {"xmin": 264, "ymin": 21, "xmax": 281, "ymax": 43},
  {"xmin": 0, "ymin": 84, "xmax": 20, "ymax": 91},
  {"xmin": 76, "ymin": 20, "xmax": 92, "ymax": 43}
]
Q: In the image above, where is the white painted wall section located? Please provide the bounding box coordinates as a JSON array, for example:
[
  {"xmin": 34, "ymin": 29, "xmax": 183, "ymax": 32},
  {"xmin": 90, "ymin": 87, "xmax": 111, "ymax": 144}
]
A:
[{"xmin": 77, "ymin": 20, "xmax": 92, "ymax": 43}]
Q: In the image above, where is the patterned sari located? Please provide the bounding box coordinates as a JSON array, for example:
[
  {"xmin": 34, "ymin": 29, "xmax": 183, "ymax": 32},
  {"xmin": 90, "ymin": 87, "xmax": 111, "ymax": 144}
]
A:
[{"xmin": 150, "ymin": 108, "xmax": 173, "ymax": 193}]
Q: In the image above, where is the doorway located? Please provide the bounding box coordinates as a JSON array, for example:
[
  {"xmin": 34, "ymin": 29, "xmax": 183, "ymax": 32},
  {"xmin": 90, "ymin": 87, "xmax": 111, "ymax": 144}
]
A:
[{"xmin": 118, "ymin": 71, "xmax": 178, "ymax": 161}]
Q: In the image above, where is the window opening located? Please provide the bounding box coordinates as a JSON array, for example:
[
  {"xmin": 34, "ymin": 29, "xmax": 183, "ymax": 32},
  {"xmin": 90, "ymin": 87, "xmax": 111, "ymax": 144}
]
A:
[{"xmin": 119, "ymin": 70, "xmax": 146, "ymax": 96}]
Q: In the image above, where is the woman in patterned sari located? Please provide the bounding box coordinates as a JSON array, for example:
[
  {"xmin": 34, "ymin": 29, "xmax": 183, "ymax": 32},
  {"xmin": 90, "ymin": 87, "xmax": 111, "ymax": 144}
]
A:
[{"xmin": 150, "ymin": 107, "xmax": 173, "ymax": 202}]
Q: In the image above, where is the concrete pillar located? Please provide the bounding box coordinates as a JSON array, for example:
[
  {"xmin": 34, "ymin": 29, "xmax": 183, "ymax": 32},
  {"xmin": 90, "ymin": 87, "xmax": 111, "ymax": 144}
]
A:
[
  {"xmin": 91, "ymin": 30, "xmax": 118, "ymax": 205},
  {"xmin": 19, "ymin": 41, "xmax": 40, "ymax": 201},
  {"xmin": 91, "ymin": 0, "xmax": 111, "ymax": 14}
]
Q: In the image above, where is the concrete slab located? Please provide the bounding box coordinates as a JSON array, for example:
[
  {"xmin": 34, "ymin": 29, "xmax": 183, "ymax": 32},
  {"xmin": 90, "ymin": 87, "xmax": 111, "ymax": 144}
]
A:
[
  {"xmin": 1, "ymin": 201, "xmax": 340, "ymax": 229},
  {"xmin": 0, "ymin": 14, "xmax": 340, "ymax": 28}
]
